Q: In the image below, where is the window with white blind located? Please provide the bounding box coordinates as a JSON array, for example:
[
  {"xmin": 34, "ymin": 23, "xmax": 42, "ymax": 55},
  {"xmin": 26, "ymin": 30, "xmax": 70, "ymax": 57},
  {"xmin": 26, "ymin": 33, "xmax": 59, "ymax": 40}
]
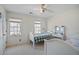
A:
[
  {"xmin": 9, "ymin": 18, "xmax": 21, "ymax": 35},
  {"xmin": 34, "ymin": 20, "xmax": 41, "ymax": 33}
]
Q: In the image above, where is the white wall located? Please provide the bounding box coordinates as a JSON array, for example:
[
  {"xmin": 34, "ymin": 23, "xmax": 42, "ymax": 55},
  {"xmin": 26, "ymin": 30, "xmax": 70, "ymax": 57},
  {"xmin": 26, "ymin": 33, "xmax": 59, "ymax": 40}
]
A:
[
  {"xmin": 47, "ymin": 5, "xmax": 79, "ymax": 40},
  {"xmin": 6, "ymin": 12, "xmax": 47, "ymax": 47},
  {"xmin": 0, "ymin": 6, "xmax": 6, "ymax": 54}
]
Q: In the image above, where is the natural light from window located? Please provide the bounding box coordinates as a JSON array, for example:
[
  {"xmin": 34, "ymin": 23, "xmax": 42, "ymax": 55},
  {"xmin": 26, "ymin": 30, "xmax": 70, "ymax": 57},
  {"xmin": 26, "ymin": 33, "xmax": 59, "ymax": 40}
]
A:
[
  {"xmin": 34, "ymin": 20, "xmax": 41, "ymax": 34},
  {"xmin": 9, "ymin": 18, "xmax": 21, "ymax": 35}
]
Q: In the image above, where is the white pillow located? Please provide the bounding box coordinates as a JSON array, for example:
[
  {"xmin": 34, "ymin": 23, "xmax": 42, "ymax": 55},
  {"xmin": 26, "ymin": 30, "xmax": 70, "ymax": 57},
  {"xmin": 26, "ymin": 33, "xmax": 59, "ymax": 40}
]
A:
[{"xmin": 70, "ymin": 38, "xmax": 79, "ymax": 47}]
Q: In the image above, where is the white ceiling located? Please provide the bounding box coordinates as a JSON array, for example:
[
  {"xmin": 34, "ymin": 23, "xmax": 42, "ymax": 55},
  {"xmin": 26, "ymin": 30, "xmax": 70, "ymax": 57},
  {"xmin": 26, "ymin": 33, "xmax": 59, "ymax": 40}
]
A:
[{"xmin": 1, "ymin": 4, "xmax": 79, "ymax": 18}]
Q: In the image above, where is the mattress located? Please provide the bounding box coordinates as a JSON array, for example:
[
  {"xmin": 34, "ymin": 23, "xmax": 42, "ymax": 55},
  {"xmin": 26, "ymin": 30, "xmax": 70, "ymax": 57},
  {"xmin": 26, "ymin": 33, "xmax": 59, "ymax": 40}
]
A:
[{"xmin": 44, "ymin": 39, "xmax": 79, "ymax": 55}]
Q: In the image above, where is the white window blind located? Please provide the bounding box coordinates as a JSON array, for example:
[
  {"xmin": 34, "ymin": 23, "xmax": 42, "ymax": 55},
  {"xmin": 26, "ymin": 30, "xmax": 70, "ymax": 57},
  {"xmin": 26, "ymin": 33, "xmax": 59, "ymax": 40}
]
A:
[
  {"xmin": 34, "ymin": 20, "xmax": 41, "ymax": 33},
  {"xmin": 9, "ymin": 18, "xmax": 21, "ymax": 35}
]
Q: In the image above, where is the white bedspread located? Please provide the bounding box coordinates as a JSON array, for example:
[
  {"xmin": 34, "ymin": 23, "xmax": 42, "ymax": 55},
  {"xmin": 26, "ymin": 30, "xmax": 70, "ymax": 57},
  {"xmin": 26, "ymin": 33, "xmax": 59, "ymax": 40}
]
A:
[{"xmin": 44, "ymin": 39, "xmax": 79, "ymax": 55}]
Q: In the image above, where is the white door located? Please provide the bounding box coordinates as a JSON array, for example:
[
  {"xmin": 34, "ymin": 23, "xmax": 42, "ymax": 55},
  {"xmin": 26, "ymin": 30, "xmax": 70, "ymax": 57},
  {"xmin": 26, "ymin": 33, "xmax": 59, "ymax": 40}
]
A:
[
  {"xmin": 0, "ymin": 12, "xmax": 6, "ymax": 55},
  {"xmin": 7, "ymin": 18, "xmax": 22, "ymax": 46}
]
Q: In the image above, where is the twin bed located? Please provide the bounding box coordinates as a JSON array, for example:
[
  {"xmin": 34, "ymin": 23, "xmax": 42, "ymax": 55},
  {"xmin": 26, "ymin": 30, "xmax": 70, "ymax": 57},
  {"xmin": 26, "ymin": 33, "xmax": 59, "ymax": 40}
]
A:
[
  {"xmin": 44, "ymin": 39, "xmax": 79, "ymax": 55},
  {"xmin": 29, "ymin": 32, "xmax": 52, "ymax": 47},
  {"xmin": 29, "ymin": 32, "xmax": 64, "ymax": 47}
]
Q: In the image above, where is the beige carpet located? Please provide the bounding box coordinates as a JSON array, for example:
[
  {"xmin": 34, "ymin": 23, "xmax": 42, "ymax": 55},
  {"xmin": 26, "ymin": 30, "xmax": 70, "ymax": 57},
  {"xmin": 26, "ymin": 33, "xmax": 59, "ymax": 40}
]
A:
[{"xmin": 4, "ymin": 43, "xmax": 44, "ymax": 55}]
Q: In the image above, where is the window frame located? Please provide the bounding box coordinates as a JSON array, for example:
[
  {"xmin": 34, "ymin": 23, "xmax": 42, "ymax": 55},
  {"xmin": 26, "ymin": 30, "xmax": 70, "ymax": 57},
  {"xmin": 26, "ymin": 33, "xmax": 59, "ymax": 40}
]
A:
[
  {"xmin": 9, "ymin": 18, "xmax": 21, "ymax": 36},
  {"xmin": 34, "ymin": 20, "xmax": 41, "ymax": 34}
]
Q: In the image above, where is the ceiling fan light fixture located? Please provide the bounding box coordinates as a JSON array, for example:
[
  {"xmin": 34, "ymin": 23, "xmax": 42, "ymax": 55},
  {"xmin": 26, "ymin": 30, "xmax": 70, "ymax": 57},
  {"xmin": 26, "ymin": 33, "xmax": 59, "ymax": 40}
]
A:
[
  {"xmin": 41, "ymin": 4, "xmax": 46, "ymax": 9},
  {"xmin": 40, "ymin": 4, "xmax": 47, "ymax": 13}
]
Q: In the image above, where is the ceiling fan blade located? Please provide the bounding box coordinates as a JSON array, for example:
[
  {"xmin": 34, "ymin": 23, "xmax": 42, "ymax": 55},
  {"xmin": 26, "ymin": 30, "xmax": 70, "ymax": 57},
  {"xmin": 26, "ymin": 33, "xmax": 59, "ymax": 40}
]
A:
[{"xmin": 44, "ymin": 8, "xmax": 53, "ymax": 13}]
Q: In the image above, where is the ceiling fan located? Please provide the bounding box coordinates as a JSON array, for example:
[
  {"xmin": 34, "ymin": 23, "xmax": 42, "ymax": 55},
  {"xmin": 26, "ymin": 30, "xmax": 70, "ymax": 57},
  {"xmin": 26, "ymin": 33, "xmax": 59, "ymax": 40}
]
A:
[
  {"xmin": 40, "ymin": 4, "xmax": 47, "ymax": 13},
  {"xmin": 40, "ymin": 4, "xmax": 53, "ymax": 13},
  {"xmin": 29, "ymin": 4, "xmax": 53, "ymax": 14}
]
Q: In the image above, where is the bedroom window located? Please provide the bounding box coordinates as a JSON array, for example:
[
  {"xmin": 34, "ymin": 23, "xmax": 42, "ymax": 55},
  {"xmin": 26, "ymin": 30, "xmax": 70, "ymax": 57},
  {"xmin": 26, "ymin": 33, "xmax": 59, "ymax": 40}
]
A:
[
  {"xmin": 9, "ymin": 18, "xmax": 21, "ymax": 35},
  {"xmin": 34, "ymin": 20, "xmax": 41, "ymax": 33}
]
